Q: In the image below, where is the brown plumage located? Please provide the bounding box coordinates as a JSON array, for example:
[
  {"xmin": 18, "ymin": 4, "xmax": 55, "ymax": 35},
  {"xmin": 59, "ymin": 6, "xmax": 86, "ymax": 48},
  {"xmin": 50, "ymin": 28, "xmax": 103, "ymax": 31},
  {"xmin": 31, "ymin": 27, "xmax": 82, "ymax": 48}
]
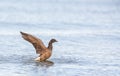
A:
[{"xmin": 20, "ymin": 31, "xmax": 57, "ymax": 62}]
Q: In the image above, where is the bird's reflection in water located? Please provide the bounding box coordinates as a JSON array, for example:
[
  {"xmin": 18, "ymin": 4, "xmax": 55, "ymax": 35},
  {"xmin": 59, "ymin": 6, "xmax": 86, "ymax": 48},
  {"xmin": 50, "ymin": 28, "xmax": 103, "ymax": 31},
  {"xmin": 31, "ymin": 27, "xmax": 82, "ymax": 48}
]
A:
[{"xmin": 35, "ymin": 60, "xmax": 54, "ymax": 68}]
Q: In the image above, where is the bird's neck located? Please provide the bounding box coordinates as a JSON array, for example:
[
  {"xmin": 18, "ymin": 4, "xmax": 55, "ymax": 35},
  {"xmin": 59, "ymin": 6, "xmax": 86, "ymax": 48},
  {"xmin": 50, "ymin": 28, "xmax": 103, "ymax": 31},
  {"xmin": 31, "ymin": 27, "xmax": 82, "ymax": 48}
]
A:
[{"xmin": 48, "ymin": 41, "xmax": 53, "ymax": 51}]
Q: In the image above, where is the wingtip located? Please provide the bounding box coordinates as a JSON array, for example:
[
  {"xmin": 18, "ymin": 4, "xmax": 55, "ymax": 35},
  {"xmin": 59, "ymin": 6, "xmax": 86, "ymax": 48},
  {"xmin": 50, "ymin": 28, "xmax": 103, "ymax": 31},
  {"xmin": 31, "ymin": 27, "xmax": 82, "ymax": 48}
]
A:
[
  {"xmin": 20, "ymin": 31, "xmax": 26, "ymax": 35},
  {"xmin": 20, "ymin": 31, "xmax": 29, "ymax": 36},
  {"xmin": 20, "ymin": 31, "xmax": 23, "ymax": 34}
]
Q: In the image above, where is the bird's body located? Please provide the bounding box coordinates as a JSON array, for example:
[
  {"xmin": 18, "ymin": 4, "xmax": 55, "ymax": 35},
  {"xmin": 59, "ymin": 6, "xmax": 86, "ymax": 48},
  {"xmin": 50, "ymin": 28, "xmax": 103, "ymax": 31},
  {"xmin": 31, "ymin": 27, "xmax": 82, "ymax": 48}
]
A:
[
  {"xmin": 20, "ymin": 32, "xmax": 57, "ymax": 62},
  {"xmin": 36, "ymin": 49, "xmax": 52, "ymax": 61}
]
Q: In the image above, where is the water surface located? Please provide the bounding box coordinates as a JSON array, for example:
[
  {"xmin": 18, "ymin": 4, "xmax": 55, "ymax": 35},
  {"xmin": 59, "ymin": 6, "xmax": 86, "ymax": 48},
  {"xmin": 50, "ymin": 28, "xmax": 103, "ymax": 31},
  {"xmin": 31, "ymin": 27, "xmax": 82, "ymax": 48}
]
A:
[{"xmin": 0, "ymin": 0, "xmax": 120, "ymax": 76}]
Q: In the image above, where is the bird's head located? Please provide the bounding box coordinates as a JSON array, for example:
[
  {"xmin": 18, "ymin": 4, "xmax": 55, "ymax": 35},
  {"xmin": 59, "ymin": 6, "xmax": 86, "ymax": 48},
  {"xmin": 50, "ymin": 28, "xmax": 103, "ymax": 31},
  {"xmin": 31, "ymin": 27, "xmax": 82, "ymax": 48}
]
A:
[{"xmin": 50, "ymin": 39, "xmax": 58, "ymax": 43}]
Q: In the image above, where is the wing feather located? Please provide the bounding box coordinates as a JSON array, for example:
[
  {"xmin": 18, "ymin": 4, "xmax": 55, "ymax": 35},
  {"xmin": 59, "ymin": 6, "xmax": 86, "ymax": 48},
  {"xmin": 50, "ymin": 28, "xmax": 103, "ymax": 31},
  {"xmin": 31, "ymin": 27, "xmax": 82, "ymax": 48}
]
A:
[{"xmin": 20, "ymin": 32, "xmax": 46, "ymax": 54}]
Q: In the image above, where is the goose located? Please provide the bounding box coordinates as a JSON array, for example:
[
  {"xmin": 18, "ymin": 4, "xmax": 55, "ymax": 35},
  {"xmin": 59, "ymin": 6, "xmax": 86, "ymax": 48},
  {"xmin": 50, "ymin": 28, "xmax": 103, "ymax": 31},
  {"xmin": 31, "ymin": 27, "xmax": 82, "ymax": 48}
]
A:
[{"xmin": 20, "ymin": 32, "xmax": 57, "ymax": 62}]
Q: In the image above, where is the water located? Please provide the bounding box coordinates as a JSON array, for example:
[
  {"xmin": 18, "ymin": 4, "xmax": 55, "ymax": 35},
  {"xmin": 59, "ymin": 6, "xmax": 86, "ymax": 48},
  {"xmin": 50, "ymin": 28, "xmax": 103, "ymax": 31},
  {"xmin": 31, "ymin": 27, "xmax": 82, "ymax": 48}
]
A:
[{"xmin": 0, "ymin": 0, "xmax": 120, "ymax": 76}]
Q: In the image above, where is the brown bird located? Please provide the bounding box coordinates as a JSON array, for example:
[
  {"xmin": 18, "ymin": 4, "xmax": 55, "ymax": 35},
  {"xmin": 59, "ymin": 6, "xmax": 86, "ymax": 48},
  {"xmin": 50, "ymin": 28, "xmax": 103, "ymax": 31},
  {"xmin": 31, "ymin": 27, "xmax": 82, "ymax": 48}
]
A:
[{"xmin": 20, "ymin": 31, "xmax": 57, "ymax": 62}]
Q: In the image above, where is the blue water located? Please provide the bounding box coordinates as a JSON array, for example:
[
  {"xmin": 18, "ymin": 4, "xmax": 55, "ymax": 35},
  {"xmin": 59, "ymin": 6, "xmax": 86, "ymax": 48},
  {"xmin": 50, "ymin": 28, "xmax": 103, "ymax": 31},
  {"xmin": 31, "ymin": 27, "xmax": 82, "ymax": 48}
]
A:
[{"xmin": 0, "ymin": 0, "xmax": 120, "ymax": 76}]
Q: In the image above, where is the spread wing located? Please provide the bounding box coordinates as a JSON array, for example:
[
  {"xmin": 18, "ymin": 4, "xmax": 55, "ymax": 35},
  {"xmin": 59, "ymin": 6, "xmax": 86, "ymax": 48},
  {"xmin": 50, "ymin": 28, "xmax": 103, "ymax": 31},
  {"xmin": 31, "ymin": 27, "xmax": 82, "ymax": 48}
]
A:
[{"xmin": 20, "ymin": 32, "xmax": 46, "ymax": 54}]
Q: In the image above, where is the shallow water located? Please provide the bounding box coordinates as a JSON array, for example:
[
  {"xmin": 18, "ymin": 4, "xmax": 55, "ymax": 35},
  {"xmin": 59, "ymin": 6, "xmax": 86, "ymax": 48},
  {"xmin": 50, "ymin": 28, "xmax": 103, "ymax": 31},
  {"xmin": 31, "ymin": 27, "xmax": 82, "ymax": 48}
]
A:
[
  {"xmin": 0, "ymin": 0, "xmax": 120, "ymax": 76},
  {"xmin": 0, "ymin": 34, "xmax": 120, "ymax": 76}
]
